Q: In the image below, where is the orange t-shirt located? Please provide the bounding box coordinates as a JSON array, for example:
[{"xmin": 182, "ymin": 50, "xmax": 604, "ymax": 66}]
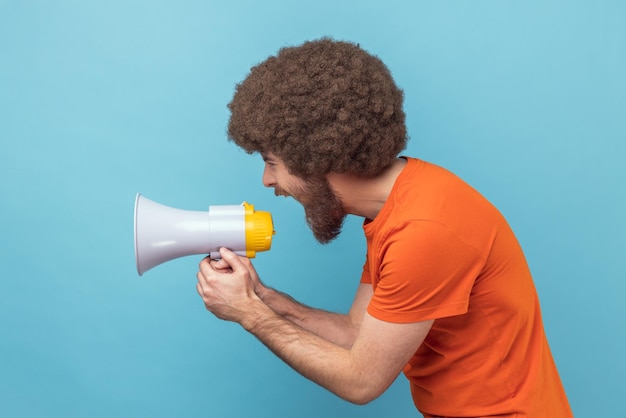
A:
[{"xmin": 361, "ymin": 158, "xmax": 572, "ymax": 417}]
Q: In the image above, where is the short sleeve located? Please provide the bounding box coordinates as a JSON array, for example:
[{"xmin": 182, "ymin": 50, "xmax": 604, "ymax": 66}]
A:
[{"xmin": 367, "ymin": 220, "xmax": 486, "ymax": 323}]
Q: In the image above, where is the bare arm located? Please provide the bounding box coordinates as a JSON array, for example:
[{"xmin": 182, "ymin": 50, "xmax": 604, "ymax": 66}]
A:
[
  {"xmin": 242, "ymin": 304, "xmax": 432, "ymax": 404},
  {"xmin": 208, "ymin": 254, "xmax": 371, "ymax": 348},
  {"xmin": 197, "ymin": 248, "xmax": 433, "ymax": 404},
  {"xmin": 256, "ymin": 283, "xmax": 372, "ymax": 348}
]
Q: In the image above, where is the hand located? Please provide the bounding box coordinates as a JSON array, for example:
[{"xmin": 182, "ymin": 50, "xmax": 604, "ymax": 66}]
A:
[
  {"xmin": 196, "ymin": 247, "xmax": 261, "ymax": 323},
  {"xmin": 207, "ymin": 250, "xmax": 268, "ymax": 298}
]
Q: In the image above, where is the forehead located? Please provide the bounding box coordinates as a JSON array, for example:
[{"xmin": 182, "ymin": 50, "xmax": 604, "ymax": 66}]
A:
[
  {"xmin": 261, "ymin": 152, "xmax": 305, "ymax": 181},
  {"xmin": 261, "ymin": 151, "xmax": 281, "ymax": 163}
]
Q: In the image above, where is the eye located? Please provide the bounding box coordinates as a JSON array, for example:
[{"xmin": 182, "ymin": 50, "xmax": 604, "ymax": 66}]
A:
[{"xmin": 262, "ymin": 153, "xmax": 280, "ymax": 170}]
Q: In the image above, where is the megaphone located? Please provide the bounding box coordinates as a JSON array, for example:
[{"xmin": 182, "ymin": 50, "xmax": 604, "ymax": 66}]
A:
[{"xmin": 134, "ymin": 193, "xmax": 274, "ymax": 276}]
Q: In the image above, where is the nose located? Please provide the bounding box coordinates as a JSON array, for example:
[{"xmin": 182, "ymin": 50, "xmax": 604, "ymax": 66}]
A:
[{"xmin": 262, "ymin": 164, "xmax": 275, "ymax": 188}]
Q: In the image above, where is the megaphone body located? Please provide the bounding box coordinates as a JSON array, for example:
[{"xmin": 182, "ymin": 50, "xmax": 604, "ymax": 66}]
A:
[{"xmin": 134, "ymin": 194, "xmax": 274, "ymax": 275}]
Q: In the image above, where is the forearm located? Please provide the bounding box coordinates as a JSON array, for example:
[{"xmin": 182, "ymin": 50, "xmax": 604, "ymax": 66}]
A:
[
  {"xmin": 241, "ymin": 298, "xmax": 374, "ymax": 404},
  {"xmin": 257, "ymin": 286, "xmax": 359, "ymax": 348}
]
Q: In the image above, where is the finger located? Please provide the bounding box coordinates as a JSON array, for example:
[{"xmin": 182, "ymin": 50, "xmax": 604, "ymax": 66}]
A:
[
  {"xmin": 196, "ymin": 270, "xmax": 207, "ymax": 287},
  {"xmin": 210, "ymin": 258, "xmax": 224, "ymax": 267},
  {"xmin": 196, "ymin": 282, "xmax": 205, "ymax": 297},
  {"xmin": 198, "ymin": 257, "xmax": 216, "ymax": 278},
  {"xmin": 218, "ymin": 247, "xmax": 247, "ymax": 272},
  {"xmin": 210, "ymin": 258, "xmax": 232, "ymax": 271}
]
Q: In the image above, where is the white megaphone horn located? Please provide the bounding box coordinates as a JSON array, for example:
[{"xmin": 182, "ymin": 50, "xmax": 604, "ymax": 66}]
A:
[{"xmin": 134, "ymin": 193, "xmax": 275, "ymax": 276}]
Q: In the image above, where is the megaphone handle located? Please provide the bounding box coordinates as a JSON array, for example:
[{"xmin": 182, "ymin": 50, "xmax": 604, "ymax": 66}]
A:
[{"xmin": 209, "ymin": 250, "xmax": 248, "ymax": 260}]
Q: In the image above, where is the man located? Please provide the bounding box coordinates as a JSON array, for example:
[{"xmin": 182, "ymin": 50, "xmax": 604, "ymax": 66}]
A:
[{"xmin": 195, "ymin": 38, "xmax": 573, "ymax": 417}]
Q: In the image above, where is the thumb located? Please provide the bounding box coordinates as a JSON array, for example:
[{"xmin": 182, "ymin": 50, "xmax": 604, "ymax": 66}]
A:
[{"xmin": 218, "ymin": 247, "xmax": 246, "ymax": 271}]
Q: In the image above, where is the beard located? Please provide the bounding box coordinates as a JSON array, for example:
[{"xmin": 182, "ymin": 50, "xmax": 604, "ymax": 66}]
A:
[{"xmin": 277, "ymin": 178, "xmax": 346, "ymax": 244}]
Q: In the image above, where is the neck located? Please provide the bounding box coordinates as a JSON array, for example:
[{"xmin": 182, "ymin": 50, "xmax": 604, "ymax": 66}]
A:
[{"xmin": 327, "ymin": 158, "xmax": 407, "ymax": 220}]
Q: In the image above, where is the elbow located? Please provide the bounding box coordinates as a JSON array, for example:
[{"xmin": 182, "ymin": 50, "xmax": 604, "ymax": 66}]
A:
[
  {"xmin": 349, "ymin": 395, "xmax": 377, "ymax": 406},
  {"xmin": 340, "ymin": 382, "xmax": 387, "ymax": 405}
]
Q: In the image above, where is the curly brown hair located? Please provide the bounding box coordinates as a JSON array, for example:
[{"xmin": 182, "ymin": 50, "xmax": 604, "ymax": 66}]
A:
[{"xmin": 227, "ymin": 38, "xmax": 407, "ymax": 178}]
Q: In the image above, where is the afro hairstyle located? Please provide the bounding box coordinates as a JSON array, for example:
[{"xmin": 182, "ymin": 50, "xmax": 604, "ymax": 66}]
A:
[{"xmin": 227, "ymin": 38, "xmax": 407, "ymax": 179}]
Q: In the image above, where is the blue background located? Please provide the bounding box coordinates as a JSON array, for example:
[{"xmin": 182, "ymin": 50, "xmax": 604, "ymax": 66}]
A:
[{"xmin": 1, "ymin": 1, "xmax": 624, "ymax": 416}]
